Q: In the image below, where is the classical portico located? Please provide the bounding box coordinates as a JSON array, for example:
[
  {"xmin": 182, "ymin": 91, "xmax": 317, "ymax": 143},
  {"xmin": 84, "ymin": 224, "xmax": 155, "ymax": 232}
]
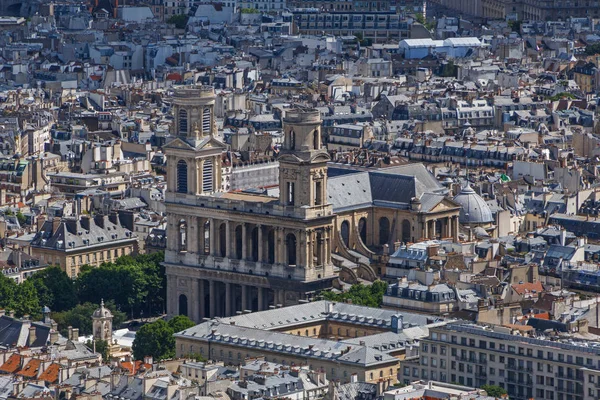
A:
[{"xmin": 164, "ymin": 89, "xmax": 336, "ymax": 322}]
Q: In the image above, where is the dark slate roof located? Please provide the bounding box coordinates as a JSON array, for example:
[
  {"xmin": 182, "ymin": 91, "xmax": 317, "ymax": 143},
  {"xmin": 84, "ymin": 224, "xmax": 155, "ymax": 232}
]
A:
[
  {"xmin": 31, "ymin": 215, "xmax": 137, "ymax": 251},
  {"xmin": 0, "ymin": 316, "xmax": 50, "ymax": 348},
  {"xmin": 327, "ymin": 164, "xmax": 446, "ymax": 212}
]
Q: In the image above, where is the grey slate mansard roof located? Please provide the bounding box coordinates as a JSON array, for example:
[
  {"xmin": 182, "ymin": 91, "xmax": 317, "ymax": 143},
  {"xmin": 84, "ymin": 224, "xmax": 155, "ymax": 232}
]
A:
[
  {"xmin": 327, "ymin": 164, "xmax": 446, "ymax": 213},
  {"xmin": 175, "ymin": 301, "xmax": 445, "ymax": 367}
]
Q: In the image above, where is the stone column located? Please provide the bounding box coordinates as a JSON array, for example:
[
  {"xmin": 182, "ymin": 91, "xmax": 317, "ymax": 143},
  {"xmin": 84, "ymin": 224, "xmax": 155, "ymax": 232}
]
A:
[
  {"xmin": 167, "ymin": 274, "xmax": 177, "ymax": 317},
  {"xmin": 453, "ymin": 216, "xmax": 460, "ymax": 241},
  {"xmin": 423, "ymin": 218, "xmax": 428, "ymax": 239},
  {"xmin": 296, "ymin": 230, "xmax": 302, "ymax": 267},
  {"xmin": 257, "ymin": 225, "xmax": 263, "ymax": 262},
  {"xmin": 190, "ymin": 278, "xmax": 199, "ymax": 323},
  {"xmin": 257, "ymin": 287, "xmax": 264, "ymax": 311},
  {"xmin": 242, "ymin": 285, "xmax": 248, "ymax": 311},
  {"xmin": 209, "ymin": 218, "xmax": 216, "ymax": 256},
  {"xmin": 209, "ymin": 280, "xmax": 215, "ymax": 318},
  {"xmin": 198, "ymin": 279, "xmax": 205, "ymax": 320},
  {"xmin": 276, "ymin": 227, "xmax": 284, "ymax": 264},
  {"xmin": 188, "ymin": 216, "xmax": 198, "ymax": 253},
  {"xmin": 225, "ymin": 220, "xmax": 231, "ymax": 258},
  {"xmin": 225, "ymin": 282, "xmax": 232, "ymax": 316},
  {"xmin": 241, "ymin": 223, "xmax": 247, "ymax": 260}
]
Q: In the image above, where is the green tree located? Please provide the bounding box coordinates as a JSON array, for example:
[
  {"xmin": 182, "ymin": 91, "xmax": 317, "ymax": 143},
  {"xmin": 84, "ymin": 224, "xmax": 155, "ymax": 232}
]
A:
[
  {"xmin": 168, "ymin": 315, "xmax": 195, "ymax": 333},
  {"xmin": 440, "ymin": 61, "xmax": 458, "ymax": 78},
  {"xmin": 415, "ymin": 13, "xmax": 425, "ymax": 24},
  {"xmin": 481, "ymin": 384, "xmax": 507, "ymax": 397},
  {"xmin": 13, "ymin": 280, "xmax": 40, "ymax": 318},
  {"xmin": 132, "ymin": 319, "xmax": 175, "ymax": 361},
  {"xmin": 15, "ymin": 211, "xmax": 26, "ymax": 226},
  {"xmin": 0, "ymin": 274, "xmax": 16, "ymax": 311},
  {"xmin": 167, "ymin": 14, "xmax": 189, "ymax": 29},
  {"xmin": 87, "ymin": 339, "xmax": 110, "ymax": 361},
  {"xmin": 321, "ymin": 280, "xmax": 388, "ymax": 307},
  {"xmin": 53, "ymin": 301, "xmax": 125, "ymax": 336},
  {"xmin": 29, "ymin": 266, "xmax": 77, "ymax": 312},
  {"xmin": 585, "ymin": 43, "xmax": 600, "ymax": 56}
]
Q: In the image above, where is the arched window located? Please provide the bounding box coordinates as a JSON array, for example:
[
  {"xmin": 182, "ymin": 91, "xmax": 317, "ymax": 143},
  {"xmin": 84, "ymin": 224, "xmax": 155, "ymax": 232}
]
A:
[
  {"xmin": 267, "ymin": 229, "xmax": 275, "ymax": 264},
  {"xmin": 204, "ymin": 220, "xmax": 211, "ymax": 255},
  {"xmin": 289, "ymin": 129, "xmax": 296, "ymax": 150},
  {"xmin": 314, "ymin": 231, "xmax": 323, "ymax": 266},
  {"xmin": 219, "ymin": 223, "xmax": 226, "ymax": 257},
  {"xmin": 379, "ymin": 217, "xmax": 390, "ymax": 245},
  {"xmin": 286, "ymin": 233, "xmax": 297, "ymax": 266},
  {"xmin": 179, "ymin": 219, "xmax": 187, "ymax": 251},
  {"xmin": 202, "ymin": 160, "xmax": 213, "ymax": 193},
  {"xmin": 202, "ymin": 107, "xmax": 211, "ymax": 134},
  {"xmin": 340, "ymin": 220, "xmax": 350, "ymax": 247},
  {"xmin": 358, "ymin": 217, "xmax": 367, "ymax": 244},
  {"xmin": 313, "ymin": 129, "xmax": 320, "ymax": 150},
  {"xmin": 178, "ymin": 294, "xmax": 188, "ymax": 316},
  {"xmin": 402, "ymin": 219, "xmax": 411, "ymax": 243},
  {"xmin": 177, "ymin": 160, "xmax": 188, "ymax": 193},
  {"xmin": 179, "ymin": 109, "xmax": 188, "ymax": 134}
]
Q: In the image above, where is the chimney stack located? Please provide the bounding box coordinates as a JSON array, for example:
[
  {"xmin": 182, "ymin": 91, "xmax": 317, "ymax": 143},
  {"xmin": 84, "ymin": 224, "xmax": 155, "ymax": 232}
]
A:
[{"xmin": 28, "ymin": 326, "xmax": 37, "ymax": 347}]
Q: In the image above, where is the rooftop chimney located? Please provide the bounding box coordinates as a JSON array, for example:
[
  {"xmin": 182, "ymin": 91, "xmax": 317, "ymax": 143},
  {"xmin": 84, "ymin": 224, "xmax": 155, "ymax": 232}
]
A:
[{"xmin": 28, "ymin": 326, "xmax": 37, "ymax": 347}]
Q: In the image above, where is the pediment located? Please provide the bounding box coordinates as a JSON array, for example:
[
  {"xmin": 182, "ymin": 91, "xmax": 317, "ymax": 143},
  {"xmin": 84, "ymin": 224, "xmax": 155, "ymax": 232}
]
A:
[
  {"xmin": 278, "ymin": 153, "xmax": 303, "ymax": 163},
  {"xmin": 310, "ymin": 152, "xmax": 331, "ymax": 163},
  {"xmin": 196, "ymin": 136, "xmax": 227, "ymax": 150},
  {"xmin": 163, "ymin": 137, "xmax": 195, "ymax": 150},
  {"xmin": 429, "ymin": 197, "xmax": 461, "ymax": 213}
]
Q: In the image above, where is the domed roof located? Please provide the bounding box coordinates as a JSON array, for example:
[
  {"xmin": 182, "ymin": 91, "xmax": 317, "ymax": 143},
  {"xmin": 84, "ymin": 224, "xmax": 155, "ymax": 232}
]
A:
[
  {"xmin": 92, "ymin": 300, "xmax": 113, "ymax": 319},
  {"xmin": 453, "ymin": 184, "xmax": 494, "ymax": 225}
]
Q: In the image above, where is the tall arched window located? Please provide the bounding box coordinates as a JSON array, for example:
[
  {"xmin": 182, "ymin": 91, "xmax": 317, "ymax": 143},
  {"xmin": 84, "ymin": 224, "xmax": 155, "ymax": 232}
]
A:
[
  {"xmin": 179, "ymin": 109, "xmax": 188, "ymax": 134},
  {"xmin": 315, "ymin": 231, "xmax": 323, "ymax": 266},
  {"xmin": 286, "ymin": 233, "xmax": 297, "ymax": 266},
  {"xmin": 179, "ymin": 219, "xmax": 187, "ymax": 251},
  {"xmin": 313, "ymin": 129, "xmax": 320, "ymax": 150},
  {"xmin": 202, "ymin": 160, "xmax": 214, "ymax": 193},
  {"xmin": 202, "ymin": 107, "xmax": 211, "ymax": 134},
  {"xmin": 358, "ymin": 217, "xmax": 367, "ymax": 244},
  {"xmin": 341, "ymin": 220, "xmax": 350, "ymax": 247},
  {"xmin": 203, "ymin": 220, "xmax": 211, "ymax": 255},
  {"xmin": 178, "ymin": 294, "xmax": 188, "ymax": 316},
  {"xmin": 379, "ymin": 217, "xmax": 390, "ymax": 245},
  {"xmin": 177, "ymin": 160, "xmax": 188, "ymax": 193},
  {"xmin": 402, "ymin": 220, "xmax": 411, "ymax": 243}
]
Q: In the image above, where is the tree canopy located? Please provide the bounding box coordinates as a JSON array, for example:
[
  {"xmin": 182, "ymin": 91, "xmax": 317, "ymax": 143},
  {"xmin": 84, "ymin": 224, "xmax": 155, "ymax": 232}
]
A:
[
  {"xmin": 167, "ymin": 14, "xmax": 189, "ymax": 29},
  {"xmin": 132, "ymin": 315, "xmax": 195, "ymax": 361},
  {"xmin": 585, "ymin": 43, "xmax": 600, "ymax": 56},
  {"xmin": 481, "ymin": 384, "xmax": 507, "ymax": 397},
  {"xmin": 321, "ymin": 281, "xmax": 388, "ymax": 307},
  {"xmin": 1, "ymin": 252, "xmax": 165, "ymax": 326}
]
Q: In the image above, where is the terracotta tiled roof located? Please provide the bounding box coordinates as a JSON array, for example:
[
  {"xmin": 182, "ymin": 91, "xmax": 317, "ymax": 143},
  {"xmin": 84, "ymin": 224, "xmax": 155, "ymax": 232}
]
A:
[
  {"xmin": 120, "ymin": 360, "xmax": 151, "ymax": 375},
  {"xmin": 533, "ymin": 312, "xmax": 550, "ymax": 320},
  {"xmin": 17, "ymin": 358, "xmax": 42, "ymax": 378},
  {"xmin": 38, "ymin": 363, "xmax": 60, "ymax": 383},
  {"xmin": 511, "ymin": 281, "xmax": 544, "ymax": 296},
  {"xmin": 0, "ymin": 353, "xmax": 22, "ymax": 374}
]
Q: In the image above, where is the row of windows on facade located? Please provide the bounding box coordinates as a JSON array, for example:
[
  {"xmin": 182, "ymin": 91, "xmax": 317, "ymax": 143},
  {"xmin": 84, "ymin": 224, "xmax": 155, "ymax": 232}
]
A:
[
  {"xmin": 181, "ymin": 344, "xmax": 397, "ymax": 380},
  {"xmin": 429, "ymin": 333, "xmax": 600, "ymax": 367}
]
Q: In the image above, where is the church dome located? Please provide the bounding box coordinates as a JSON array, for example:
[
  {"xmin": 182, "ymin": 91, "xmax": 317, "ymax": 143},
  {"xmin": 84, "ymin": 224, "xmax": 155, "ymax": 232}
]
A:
[
  {"xmin": 92, "ymin": 300, "xmax": 113, "ymax": 319},
  {"xmin": 453, "ymin": 184, "xmax": 494, "ymax": 224}
]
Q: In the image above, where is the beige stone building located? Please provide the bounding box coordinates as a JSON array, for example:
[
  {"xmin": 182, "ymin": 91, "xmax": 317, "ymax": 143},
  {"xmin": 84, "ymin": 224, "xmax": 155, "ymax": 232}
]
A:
[
  {"xmin": 164, "ymin": 86, "xmax": 337, "ymax": 322},
  {"xmin": 174, "ymin": 300, "xmax": 446, "ymax": 394}
]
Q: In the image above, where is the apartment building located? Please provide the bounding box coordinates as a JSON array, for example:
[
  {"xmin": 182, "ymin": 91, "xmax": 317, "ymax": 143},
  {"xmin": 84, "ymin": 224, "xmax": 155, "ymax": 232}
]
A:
[{"xmin": 401, "ymin": 322, "xmax": 600, "ymax": 400}]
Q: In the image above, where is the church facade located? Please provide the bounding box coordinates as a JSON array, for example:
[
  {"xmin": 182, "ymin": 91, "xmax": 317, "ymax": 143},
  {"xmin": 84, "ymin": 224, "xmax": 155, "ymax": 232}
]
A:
[{"xmin": 164, "ymin": 86, "xmax": 337, "ymax": 322}]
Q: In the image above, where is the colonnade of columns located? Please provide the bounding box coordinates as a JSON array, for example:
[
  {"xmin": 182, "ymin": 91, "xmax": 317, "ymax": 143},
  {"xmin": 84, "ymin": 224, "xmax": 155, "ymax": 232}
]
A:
[
  {"xmin": 168, "ymin": 213, "xmax": 332, "ymax": 269},
  {"xmin": 170, "ymin": 275, "xmax": 290, "ymax": 322},
  {"xmin": 422, "ymin": 215, "xmax": 459, "ymax": 240}
]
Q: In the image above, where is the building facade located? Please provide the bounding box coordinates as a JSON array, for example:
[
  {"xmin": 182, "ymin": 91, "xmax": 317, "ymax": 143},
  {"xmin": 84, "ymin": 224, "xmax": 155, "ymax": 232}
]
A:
[
  {"xmin": 402, "ymin": 322, "xmax": 600, "ymax": 400},
  {"xmin": 164, "ymin": 86, "xmax": 337, "ymax": 323}
]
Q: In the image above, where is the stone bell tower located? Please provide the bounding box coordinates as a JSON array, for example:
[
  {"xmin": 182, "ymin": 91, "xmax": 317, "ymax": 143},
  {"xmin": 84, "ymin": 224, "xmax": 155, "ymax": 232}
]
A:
[
  {"xmin": 92, "ymin": 299, "xmax": 113, "ymax": 343},
  {"xmin": 165, "ymin": 85, "xmax": 225, "ymax": 197},
  {"xmin": 278, "ymin": 108, "xmax": 329, "ymax": 209}
]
